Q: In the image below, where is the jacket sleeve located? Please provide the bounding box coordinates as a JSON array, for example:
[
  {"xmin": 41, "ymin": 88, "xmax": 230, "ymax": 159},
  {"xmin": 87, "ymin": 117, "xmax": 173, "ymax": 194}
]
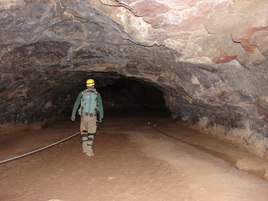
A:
[
  {"xmin": 71, "ymin": 92, "xmax": 82, "ymax": 117},
  {"xmin": 97, "ymin": 93, "xmax": 104, "ymax": 119}
]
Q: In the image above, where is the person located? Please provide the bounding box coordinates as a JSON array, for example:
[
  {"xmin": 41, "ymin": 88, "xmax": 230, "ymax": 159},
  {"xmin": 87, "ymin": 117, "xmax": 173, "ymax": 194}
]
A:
[{"xmin": 71, "ymin": 79, "xmax": 104, "ymax": 157}]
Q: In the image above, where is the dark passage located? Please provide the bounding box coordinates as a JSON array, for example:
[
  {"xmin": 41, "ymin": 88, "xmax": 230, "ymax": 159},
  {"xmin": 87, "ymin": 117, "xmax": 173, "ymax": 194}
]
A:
[
  {"xmin": 64, "ymin": 74, "xmax": 171, "ymax": 118},
  {"xmin": 99, "ymin": 78, "xmax": 169, "ymax": 113}
]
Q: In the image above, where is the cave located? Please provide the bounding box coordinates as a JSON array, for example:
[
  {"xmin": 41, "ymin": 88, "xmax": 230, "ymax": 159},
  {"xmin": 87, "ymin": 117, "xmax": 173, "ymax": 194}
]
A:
[
  {"xmin": 0, "ymin": 1, "xmax": 268, "ymax": 199},
  {"xmin": 1, "ymin": 0, "xmax": 267, "ymax": 159}
]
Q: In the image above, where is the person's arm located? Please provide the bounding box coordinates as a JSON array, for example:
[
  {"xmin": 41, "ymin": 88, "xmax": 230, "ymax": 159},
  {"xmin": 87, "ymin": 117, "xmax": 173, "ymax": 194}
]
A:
[
  {"xmin": 97, "ymin": 93, "xmax": 104, "ymax": 120},
  {"xmin": 71, "ymin": 92, "xmax": 82, "ymax": 121}
]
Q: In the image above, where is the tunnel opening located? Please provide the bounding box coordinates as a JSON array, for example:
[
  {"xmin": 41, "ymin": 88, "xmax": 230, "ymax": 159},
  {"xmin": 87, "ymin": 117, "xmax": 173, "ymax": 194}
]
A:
[{"xmin": 62, "ymin": 72, "xmax": 171, "ymax": 120}]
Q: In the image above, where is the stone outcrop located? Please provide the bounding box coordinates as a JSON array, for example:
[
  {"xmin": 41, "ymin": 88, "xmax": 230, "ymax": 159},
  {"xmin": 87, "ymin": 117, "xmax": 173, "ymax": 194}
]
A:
[{"xmin": 0, "ymin": 0, "xmax": 267, "ymax": 159}]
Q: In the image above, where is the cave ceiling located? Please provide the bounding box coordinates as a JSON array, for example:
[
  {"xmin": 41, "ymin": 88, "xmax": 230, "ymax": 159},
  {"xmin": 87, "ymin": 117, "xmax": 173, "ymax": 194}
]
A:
[{"xmin": 0, "ymin": 0, "xmax": 268, "ymax": 158}]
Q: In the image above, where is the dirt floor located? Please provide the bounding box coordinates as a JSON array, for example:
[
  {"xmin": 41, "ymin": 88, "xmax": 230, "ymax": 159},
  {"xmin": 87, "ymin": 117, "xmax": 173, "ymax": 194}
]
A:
[{"xmin": 1, "ymin": 111, "xmax": 268, "ymax": 201}]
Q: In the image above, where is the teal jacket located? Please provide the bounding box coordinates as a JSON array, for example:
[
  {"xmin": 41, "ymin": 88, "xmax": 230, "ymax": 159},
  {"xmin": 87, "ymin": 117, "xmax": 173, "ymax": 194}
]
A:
[{"xmin": 71, "ymin": 89, "xmax": 104, "ymax": 119}]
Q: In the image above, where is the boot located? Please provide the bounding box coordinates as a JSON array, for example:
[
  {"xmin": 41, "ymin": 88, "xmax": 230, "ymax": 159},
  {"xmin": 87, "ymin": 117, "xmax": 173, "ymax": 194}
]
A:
[
  {"xmin": 85, "ymin": 146, "xmax": 94, "ymax": 157},
  {"xmin": 82, "ymin": 142, "xmax": 88, "ymax": 153},
  {"xmin": 81, "ymin": 132, "xmax": 89, "ymax": 153},
  {"xmin": 85, "ymin": 134, "xmax": 95, "ymax": 156}
]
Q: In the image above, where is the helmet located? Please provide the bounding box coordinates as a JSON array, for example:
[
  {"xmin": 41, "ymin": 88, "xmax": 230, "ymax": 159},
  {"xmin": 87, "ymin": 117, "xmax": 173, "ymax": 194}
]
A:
[{"xmin": 86, "ymin": 79, "xmax": 95, "ymax": 87}]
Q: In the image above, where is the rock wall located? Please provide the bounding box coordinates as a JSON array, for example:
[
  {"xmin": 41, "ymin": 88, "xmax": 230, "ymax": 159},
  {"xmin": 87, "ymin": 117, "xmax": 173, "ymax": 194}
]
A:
[{"xmin": 0, "ymin": 0, "xmax": 267, "ymax": 159}]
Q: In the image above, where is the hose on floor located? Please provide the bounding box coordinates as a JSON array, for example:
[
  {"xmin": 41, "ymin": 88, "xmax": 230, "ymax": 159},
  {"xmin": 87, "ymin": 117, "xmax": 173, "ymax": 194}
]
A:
[{"xmin": 0, "ymin": 132, "xmax": 80, "ymax": 165}]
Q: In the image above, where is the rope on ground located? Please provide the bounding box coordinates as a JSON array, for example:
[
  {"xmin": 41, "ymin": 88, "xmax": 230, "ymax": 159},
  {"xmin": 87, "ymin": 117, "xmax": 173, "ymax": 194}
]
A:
[{"xmin": 0, "ymin": 132, "xmax": 80, "ymax": 165}]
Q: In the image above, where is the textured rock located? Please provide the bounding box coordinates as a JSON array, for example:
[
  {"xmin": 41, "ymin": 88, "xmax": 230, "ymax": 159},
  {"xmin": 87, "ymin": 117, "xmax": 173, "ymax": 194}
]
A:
[{"xmin": 0, "ymin": 0, "xmax": 268, "ymax": 159}]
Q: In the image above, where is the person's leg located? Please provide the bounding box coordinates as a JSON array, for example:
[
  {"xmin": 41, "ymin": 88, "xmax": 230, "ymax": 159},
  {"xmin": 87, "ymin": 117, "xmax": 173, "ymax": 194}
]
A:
[
  {"xmin": 80, "ymin": 115, "xmax": 97, "ymax": 156},
  {"xmin": 80, "ymin": 116, "xmax": 89, "ymax": 153},
  {"xmin": 85, "ymin": 116, "xmax": 97, "ymax": 156}
]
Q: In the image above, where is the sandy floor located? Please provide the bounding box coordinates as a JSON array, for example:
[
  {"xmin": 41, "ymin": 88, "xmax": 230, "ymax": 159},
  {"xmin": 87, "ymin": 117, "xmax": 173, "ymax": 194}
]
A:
[{"xmin": 1, "ymin": 111, "xmax": 268, "ymax": 201}]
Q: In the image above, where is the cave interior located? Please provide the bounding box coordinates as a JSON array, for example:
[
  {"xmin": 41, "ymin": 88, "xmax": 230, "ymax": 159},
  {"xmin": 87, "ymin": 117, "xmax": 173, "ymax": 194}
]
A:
[{"xmin": 0, "ymin": 0, "xmax": 268, "ymax": 159}]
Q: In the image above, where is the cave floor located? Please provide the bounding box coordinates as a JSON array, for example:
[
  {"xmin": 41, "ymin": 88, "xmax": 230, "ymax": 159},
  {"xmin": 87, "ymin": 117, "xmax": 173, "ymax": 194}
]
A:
[{"xmin": 1, "ymin": 111, "xmax": 268, "ymax": 201}]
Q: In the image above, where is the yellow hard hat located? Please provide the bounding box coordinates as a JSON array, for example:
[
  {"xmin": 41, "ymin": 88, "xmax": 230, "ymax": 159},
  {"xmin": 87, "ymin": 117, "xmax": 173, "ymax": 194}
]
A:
[{"xmin": 86, "ymin": 79, "xmax": 95, "ymax": 87}]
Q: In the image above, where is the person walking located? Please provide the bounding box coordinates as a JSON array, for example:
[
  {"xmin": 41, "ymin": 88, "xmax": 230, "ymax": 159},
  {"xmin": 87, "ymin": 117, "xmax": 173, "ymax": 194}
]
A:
[{"xmin": 71, "ymin": 79, "xmax": 104, "ymax": 157}]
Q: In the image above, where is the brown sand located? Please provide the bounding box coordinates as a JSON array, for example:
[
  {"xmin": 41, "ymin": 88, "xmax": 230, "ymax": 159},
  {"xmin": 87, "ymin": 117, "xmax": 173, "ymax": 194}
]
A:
[{"xmin": 1, "ymin": 112, "xmax": 268, "ymax": 201}]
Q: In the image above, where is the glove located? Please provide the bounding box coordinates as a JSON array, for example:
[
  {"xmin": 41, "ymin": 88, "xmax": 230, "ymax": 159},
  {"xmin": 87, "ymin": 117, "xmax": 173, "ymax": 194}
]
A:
[
  {"xmin": 71, "ymin": 116, "xmax": 75, "ymax": 122},
  {"xmin": 98, "ymin": 119, "xmax": 103, "ymax": 124}
]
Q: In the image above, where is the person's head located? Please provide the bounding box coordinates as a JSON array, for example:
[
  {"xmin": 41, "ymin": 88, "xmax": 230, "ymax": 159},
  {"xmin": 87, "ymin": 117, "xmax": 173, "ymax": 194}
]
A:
[{"xmin": 86, "ymin": 79, "xmax": 95, "ymax": 88}]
